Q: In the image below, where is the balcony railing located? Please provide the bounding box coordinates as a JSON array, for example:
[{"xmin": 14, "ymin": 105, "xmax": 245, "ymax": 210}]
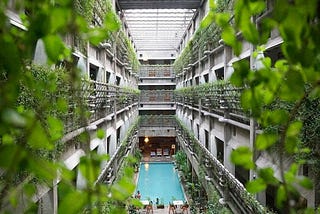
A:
[
  {"xmin": 175, "ymin": 82, "xmax": 247, "ymax": 123},
  {"xmin": 175, "ymin": 119, "xmax": 270, "ymax": 214},
  {"xmin": 63, "ymin": 81, "xmax": 139, "ymax": 134},
  {"xmin": 139, "ymin": 65, "xmax": 174, "ymax": 78},
  {"xmin": 140, "ymin": 90, "xmax": 174, "ymax": 103},
  {"xmin": 96, "ymin": 117, "xmax": 140, "ymax": 184},
  {"xmin": 140, "ymin": 115, "xmax": 176, "ymax": 127}
]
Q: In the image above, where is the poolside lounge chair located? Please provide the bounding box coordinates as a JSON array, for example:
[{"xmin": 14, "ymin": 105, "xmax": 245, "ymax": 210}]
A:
[
  {"xmin": 156, "ymin": 148, "xmax": 162, "ymax": 156},
  {"xmin": 150, "ymin": 151, "xmax": 156, "ymax": 157},
  {"xmin": 163, "ymin": 148, "xmax": 169, "ymax": 156}
]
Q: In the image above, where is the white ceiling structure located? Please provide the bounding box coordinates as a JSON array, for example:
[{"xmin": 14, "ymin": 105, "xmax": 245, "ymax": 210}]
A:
[
  {"xmin": 117, "ymin": 0, "xmax": 201, "ymax": 60},
  {"xmin": 123, "ymin": 9, "xmax": 194, "ymax": 51}
]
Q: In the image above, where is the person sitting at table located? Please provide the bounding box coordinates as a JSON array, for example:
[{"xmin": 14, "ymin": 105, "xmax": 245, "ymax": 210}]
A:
[
  {"xmin": 134, "ymin": 190, "xmax": 141, "ymax": 199},
  {"xmin": 168, "ymin": 202, "xmax": 175, "ymax": 214},
  {"xmin": 146, "ymin": 200, "xmax": 153, "ymax": 214},
  {"xmin": 181, "ymin": 201, "xmax": 189, "ymax": 214}
]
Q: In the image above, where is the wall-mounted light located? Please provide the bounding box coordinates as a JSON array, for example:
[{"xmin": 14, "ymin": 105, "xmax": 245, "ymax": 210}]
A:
[
  {"xmin": 144, "ymin": 136, "xmax": 149, "ymax": 143},
  {"xmin": 99, "ymin": 42, "xmax": 112, "ymax": 49},
  {"xmin": 205, "ymin": 175, "xmax": 212, "ymax": 181},
  {"xmin": 219, "ymin": 198, "xmax": 226, "ymax": 205},
  {"xmin": 203, "ymin": 50, "xmax": 211, "ymax": 55},
  {"xmin": 86, "ymin": 124, "xmax": 97, "ymax": 131}
]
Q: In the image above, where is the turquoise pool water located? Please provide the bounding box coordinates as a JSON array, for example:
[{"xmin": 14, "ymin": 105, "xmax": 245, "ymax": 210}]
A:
[{"xmin": 136, "ymin": 162, "xmax": 186, "ymax": 205}]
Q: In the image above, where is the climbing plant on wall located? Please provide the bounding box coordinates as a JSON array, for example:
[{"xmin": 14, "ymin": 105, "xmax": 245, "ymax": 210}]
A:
[
  {"xmin": 0, "ymin": 0, "xmax": 137, "ymax": 213},
  {"xmin": 173, "ymin": 0, "xmax": 234, "ymax": 74},
  {"xmin": 202, "ymin": 0, "xmax": 320, "ymax": 213}
]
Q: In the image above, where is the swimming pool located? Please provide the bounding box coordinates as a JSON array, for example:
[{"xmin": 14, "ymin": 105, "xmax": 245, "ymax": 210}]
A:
[{"xmin": 136, "ymin": 162, "xmax": 186, "ymax": 205}]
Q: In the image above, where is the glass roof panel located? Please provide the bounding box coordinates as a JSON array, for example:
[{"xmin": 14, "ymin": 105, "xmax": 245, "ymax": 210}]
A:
[{"xmin": 123, "ymin": 9, "xmax": 195, "ymax": 51}]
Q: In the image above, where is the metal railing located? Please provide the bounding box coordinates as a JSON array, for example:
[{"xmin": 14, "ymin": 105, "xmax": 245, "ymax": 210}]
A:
[
  {"xmin": 175, "ymin": 119, "xmax": 270, "ymax": 214},
  {"xmin": 96, "ymin": 118, "xmax": 140, "ymax": 184},
  {"xmin": 140, "ymin": 90, "xmax": 174, "ymax": 103},
  {"xmin": 62, "ymin": 80, "xmax": 139, "ymax": 134},
  {"xmin": 139, "ymin": 65, "xmax": 174, "ymax": 78},
  {"xmin": 140, "ymin": 115, "xmax": 176, "ymax": 127},
  {"xmin": 175, "ymin": 83, "xmax": 248, "ymax": 123}
]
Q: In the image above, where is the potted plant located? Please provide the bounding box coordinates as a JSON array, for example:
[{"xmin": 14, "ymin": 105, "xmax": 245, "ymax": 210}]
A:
[{"xmin": 156, "ymin": 198, "xmax": 165, "ymax": 209}]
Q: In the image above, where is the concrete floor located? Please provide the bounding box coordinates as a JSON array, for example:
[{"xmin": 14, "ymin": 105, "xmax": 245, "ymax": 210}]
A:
[{"xmin": 137, "ymin": 205, "xmax": 189, "ymax": 214}]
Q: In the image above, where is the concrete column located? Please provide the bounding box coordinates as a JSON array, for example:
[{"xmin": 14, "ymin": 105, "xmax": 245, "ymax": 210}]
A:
[{"xmin": 53, "ymin": 179, "xmax": 58, "ymax": 214}]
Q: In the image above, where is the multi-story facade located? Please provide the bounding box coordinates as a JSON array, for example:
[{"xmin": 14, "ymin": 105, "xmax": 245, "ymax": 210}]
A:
[{"xmin": 2, "ymin": 0, "xmax": 319, "ymax": 213}]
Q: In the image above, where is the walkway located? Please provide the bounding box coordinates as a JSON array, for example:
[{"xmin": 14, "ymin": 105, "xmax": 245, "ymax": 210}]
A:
[{"xmin": 137, "ymin": 205, "xmax": 189, "ymax": 214}]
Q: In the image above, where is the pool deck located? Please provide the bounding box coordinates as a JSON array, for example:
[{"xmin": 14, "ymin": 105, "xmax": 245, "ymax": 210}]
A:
[
  {"xmin": 142, "ymin": 154, "xmax": 174, "ymax": 162},
  {"xmin": 136, "ymin": 205, "xmax": 189, "ymax": 214}
]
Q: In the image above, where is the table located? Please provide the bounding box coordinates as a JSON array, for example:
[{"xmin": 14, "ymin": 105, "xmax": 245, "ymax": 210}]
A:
[
  {"xmin": 173, "ymin": 200, "xmax": 184, "ymax": 206},
  {"xmin": 140, "ymin": 200, "xmax": 150, "ymax": 205}
]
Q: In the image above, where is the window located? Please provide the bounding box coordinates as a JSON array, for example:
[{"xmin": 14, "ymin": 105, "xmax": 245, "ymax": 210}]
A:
[
  {"xmin": 107, "ymin": 136, "xmax": 111, "ymax": 154},
  {"xmin": 205, "ymin": 130, "xmax": 209, "ymax": 150},
  {"xmin": 116, "ymin": 76, "xmax": 121, "ymax": 86},
  {"xmin": 204, "ymin": 74, "xmax": 209, "ymax": 83},
  {"xmin": 106, "ymin": 71, "xmax": 111, "ymax": 83},
  {"xmin": 90, "ymin": 65, "xmax": 99, "ymax": 81},
  {"xmin": 215, "ymin": 68, "xmax": 224, "ymax": 80}
]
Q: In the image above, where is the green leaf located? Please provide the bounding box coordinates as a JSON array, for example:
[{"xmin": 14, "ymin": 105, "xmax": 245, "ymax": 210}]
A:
[
  {"xmin": 0, "ymin": 145, "xmax": 25, "ymax": 168},
  {"xmin": 230, "ymin": 146, "xmax": 254, "ymax": 169},
  {"xmin": 285, "ymin": 136, "xmax": 299, "ymax": 154},
  {"xmin": 104, "ymin": 11, "xmax": 120, "ymax": 32},
  {"xmin": 28, "ymin": 156, "xmax": 57, "ymax": 181},
  {"xmin": 259, "ymin": 18, "xmax": 277, "ymax": 44},
  {"xmin": 58, "ymin": 190, "xmax": 87, "ymax": 214},
  {"xmin": 43, "ymin": 36, "xmax": 69, "ymax": 63},
  {"xmin": 131, "ymin": 198, "xmax": 143, "ymax": 208},
  {"xmin": 240, "ymin": 89, "xmax": 261, "ymax": 117},
  {"xmin": 260, "ymin": 109, "xmax": 289, "ymax": 127},
  {"xmin": 9, "ymin": 188, "xmax": 18, "ymax": 207},
  {"xmin": 57, "ymin": 98, "xmax": 68, "ymax": 113},
  {"xmin": 208, "ymin": 0, "xmax": 216, "ymax": 10},
  {"xmin": 221, "ymin": 26, "xmax": 242, "ymax": 55},
  {"xmin": 242, "ymin": 22, "xmax": 260, "ymax": 45},
  {"xmin": 230, "ymin": 59, "xmax": 250, "ymax": 86},
  {"xmin": 27, "ymin": 121, "xmax": 53, "ymax": 150},
  {"xmin": 47, "ymin": 116, "xmax": 64, "ymax": 141},
  {"xmin": 298, "ymin": 177, "xmax": 313, "ymax": 189},
  {"xmin": 248, "ymin": 1, "xmax": 266, "ymax": 15},
  {"xmin": 201, "ymin": 12, "xmax": 215, "ymax": 29},
  {"xmin": 79, "ymin": 156, "xmax": 100, "ymax": 184},
  {"xmin": 258, "ymin": 168, "xmax": 279, "ymax": 185},
  {"xmin": 111, "ymin": 177, "xmax": 135, "ymax": 201},
  {"xmin": 2, "ymin": 134, "xmax": 14, "ymax": 144},
  {"xmin": 50, "ymin": 8, "xmax": 72, "ymax": 33},
  {"xmin": 87, "ymin": 28, "xmax": 108, "ymax": 46},
  {"xmin": 284, "ymin": 164, "xmax": 298, "ymax": 183},
  {"xmin": 279, "ymin": 68, "xmax": 305, "ymax": 101},
  {"xmin": 96, "ymin": 129, "xmax": 105, "ymax": 139},
  {"xmin": 246, "ymin": 178, "xmax": 267, "ymax": 193},
  {"xmin": 276, "ymin": 184, "xmax": 286, "ymax": 208},
  {"xmin": 215, "ymin": 13, "xmax": 230, "ymax": 28},
  {"xmin": 256, "ymin": 133, "xmax": 278, "ymax": 150},
  {"xmin": 286, "ymin": 121, "xmax": 302, "ymax": 137}
]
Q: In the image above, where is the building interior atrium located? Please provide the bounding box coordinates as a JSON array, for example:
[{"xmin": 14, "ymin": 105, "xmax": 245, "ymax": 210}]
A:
[{"xmin": 1, "ymin": 0, "xmax": 320, "ymax": 213}]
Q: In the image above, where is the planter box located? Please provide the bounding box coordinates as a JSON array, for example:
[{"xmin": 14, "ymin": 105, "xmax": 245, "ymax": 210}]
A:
[{"xmin": 157, "ymin": 205, "xmax": 165, "ymax": 209}]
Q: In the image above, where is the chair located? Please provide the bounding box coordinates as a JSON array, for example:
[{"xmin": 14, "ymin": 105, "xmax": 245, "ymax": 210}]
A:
[
  {"xmin": 146, "ymin": 204, "xmax": 153, "ymax": 214},
  {"xmin": 181, "ymin": 204, "xmax": 189, "ymax": 214},
  {"xmin": 150, "ymin": 151, "xmax": 156, "ymax": 157},
  {"xmin": 156, "ymin": 148, "xmax": 162, "ymax": 156},
  {"xmin": 163, "ymin": 148, "xmax": 169, "ymax": 156},
  {"xmin": 168, "ymin": 203, "xmax": 175, "ymax": 214}
]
